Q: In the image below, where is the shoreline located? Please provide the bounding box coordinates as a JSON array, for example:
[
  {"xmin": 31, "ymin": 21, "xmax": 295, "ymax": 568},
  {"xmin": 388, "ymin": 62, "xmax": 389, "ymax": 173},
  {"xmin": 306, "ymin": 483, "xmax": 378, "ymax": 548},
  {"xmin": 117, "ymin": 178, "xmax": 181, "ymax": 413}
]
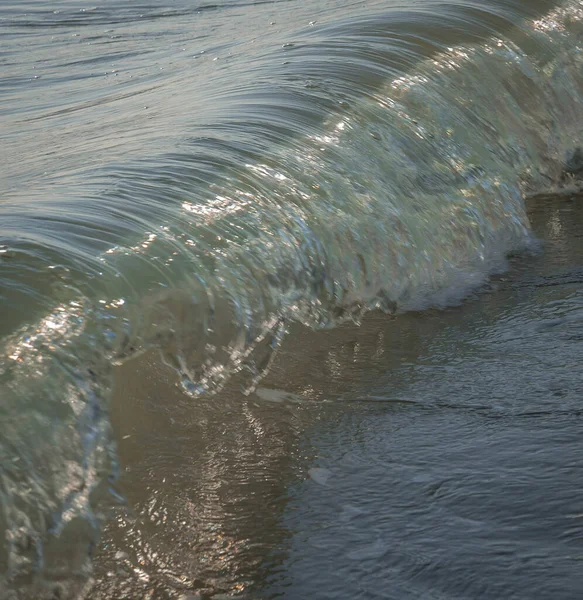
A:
[{"xmin": 86, "ymin": 192, "xmax": 583, "ymax": 598}]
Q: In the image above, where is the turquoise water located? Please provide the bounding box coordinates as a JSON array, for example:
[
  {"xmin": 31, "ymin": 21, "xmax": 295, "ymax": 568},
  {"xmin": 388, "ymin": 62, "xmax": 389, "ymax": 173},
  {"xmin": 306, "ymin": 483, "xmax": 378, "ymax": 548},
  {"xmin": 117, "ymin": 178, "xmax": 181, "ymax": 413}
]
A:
[{"xmin": 1, "ymin": 0, "xmax": 583, "ymax": 597}]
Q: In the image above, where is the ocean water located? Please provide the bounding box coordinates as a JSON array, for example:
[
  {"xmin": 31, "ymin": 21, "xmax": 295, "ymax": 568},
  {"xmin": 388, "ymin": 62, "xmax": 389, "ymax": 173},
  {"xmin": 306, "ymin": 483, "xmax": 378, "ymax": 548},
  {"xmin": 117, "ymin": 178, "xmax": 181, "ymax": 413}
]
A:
[{"xmin": 1, "ymin": 0, "xmax": 583, "ymax": 598}]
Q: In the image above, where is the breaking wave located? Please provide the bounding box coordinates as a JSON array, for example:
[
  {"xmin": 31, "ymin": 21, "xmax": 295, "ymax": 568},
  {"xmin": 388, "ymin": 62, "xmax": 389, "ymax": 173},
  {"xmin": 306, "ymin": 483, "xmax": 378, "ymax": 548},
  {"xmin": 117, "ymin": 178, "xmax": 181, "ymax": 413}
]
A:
[{"xmin": 1, "ymin": 0, "xmax": 583, "ymax": 595}]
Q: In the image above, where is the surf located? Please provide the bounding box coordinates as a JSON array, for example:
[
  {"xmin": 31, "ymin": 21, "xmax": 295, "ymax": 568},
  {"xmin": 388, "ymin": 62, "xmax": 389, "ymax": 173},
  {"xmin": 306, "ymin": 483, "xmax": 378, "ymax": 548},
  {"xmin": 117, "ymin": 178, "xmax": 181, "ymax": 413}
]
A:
[{"xmin": 1, "ymin": 0, "xmax": 583, "ymax": 596}]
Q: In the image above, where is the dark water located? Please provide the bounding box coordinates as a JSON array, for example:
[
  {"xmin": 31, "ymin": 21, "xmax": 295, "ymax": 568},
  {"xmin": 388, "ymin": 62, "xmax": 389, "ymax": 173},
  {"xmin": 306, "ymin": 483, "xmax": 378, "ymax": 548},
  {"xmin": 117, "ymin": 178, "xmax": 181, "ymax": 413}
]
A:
[
  {"xmin": 260, "ymin": 194, "xmax": 583, "ymax": 600},
  {"xmin": 1, "ymin": 0, "xmax": 583, "ymax": 597}
]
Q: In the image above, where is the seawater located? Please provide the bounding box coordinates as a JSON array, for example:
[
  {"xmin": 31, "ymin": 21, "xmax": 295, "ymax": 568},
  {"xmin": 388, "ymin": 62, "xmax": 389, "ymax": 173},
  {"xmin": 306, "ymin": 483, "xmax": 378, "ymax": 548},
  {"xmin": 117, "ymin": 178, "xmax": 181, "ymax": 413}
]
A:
[{"xmin": 1, "ymin": 0, "xmax": 583, "ymax": 597}]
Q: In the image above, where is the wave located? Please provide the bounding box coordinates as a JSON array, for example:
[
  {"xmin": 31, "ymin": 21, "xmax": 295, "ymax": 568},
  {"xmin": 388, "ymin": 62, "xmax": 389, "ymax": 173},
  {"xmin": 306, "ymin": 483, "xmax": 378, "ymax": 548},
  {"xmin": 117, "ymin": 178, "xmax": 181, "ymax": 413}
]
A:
[{"xmin": 2, "ymin": 0, "xmax": 583, "ymax": 596}]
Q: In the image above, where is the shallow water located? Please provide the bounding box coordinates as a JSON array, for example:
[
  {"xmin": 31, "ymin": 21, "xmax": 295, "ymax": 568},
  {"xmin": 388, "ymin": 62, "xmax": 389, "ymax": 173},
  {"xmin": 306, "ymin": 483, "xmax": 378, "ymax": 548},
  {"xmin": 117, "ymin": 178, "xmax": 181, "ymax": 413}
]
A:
[
  {"xmin": 2, "ymin": 0, "xmax": 583, "ymax": 597},
  {"xmin": 87, "ymin": 194, "xmax": 583, "ymax": 599},
  {"xmin": 259, "ymin": 194, "xmax": 583, "ymax": 600}
]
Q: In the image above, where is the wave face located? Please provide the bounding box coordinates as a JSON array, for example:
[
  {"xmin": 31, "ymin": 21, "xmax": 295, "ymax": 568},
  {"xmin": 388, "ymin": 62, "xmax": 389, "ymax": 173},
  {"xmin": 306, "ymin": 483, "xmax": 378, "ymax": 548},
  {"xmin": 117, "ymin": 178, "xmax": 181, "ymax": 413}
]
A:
[{"xmin": 1, "ymin": 0, "xmax": 583, "ymax": 595}]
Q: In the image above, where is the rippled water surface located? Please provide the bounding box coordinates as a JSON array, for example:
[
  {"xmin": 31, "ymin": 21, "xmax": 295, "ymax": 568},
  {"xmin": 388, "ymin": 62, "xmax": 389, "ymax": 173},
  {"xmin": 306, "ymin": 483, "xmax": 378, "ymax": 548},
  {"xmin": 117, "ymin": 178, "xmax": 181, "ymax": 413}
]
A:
[
  {"xmin": 83, "ymin": 194, "xmax": 583, "ymax": 600},
  {"xmin": 1, "ymin": 0, "xmax": 583, "ymax": 597}
]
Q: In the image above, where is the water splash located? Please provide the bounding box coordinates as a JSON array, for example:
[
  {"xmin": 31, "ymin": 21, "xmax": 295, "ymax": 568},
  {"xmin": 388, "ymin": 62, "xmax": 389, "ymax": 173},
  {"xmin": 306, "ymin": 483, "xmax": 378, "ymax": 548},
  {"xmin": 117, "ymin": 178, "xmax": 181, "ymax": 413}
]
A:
[{"xmin": 2, "ymin": 0, "xmax": 583, "ymax": 595}]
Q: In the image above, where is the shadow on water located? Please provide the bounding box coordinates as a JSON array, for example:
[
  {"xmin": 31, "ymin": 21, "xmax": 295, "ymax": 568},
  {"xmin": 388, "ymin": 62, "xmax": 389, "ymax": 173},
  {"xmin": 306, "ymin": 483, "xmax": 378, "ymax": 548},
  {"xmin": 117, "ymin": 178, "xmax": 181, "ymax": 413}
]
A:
[{"xmin": 89, "ymin": 193, "xmax": 583, "ymax": 599}]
